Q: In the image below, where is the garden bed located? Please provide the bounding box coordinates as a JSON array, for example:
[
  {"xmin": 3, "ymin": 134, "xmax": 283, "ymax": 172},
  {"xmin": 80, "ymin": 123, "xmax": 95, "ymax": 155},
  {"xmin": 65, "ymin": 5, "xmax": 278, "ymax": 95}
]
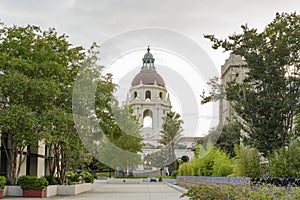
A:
[{"xmin": 3, "ymin": 183, "xmax": 93, "ymax": 197}]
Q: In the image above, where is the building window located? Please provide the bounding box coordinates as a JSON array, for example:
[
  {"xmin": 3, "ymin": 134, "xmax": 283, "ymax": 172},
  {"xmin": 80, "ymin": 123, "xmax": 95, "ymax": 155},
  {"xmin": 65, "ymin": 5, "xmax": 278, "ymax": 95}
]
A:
[
  {"xmin": 159, "ymin": 92, "xmax": 163, "ymax": 100},
  {"xmin": 143, "ymin": 109, "xmax": 153, "ymax": 128},
  {"xmin": 145, "ymin": 90, "xmax": 151, "ymax": 100},
  {"xmin": 133, "ymin": 91, "xmax": 137, "ymax": 99}
]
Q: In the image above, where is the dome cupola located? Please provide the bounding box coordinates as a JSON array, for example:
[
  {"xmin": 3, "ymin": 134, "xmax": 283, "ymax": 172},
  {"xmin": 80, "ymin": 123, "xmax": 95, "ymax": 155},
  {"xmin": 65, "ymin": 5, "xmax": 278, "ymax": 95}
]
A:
[{"xmin": 131, "ymin": 47, "xmax": 165, "ymax": 87}]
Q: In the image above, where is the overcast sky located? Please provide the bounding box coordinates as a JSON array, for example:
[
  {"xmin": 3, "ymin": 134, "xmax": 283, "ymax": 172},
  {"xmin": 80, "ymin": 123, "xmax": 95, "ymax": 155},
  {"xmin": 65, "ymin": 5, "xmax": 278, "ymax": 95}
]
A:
[
  {"xmin": 1, "ymin": 0, "xmax": 299, "ymax": 67},
  {"xmin": 1, "ymin": 0, "xmax": 299, "ymax": 136}
]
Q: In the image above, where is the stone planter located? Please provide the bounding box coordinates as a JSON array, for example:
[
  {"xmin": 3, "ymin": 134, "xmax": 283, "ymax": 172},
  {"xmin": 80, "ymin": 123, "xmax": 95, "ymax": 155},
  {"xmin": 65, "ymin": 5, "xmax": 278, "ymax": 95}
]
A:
[
  {"xmin": 3, "ymin": 185, "xmax": 22, "ymax": 197},
  {"xmin": 45, "ymin": 185, "xmax": 58, "ymax": 197},
  {"xmin": 57, "ymin": 183, "xmax": 92, "ymax": 196},
  {"xmin": 23, "ymin": 189, "xmax": 45, "ymax": 198}
]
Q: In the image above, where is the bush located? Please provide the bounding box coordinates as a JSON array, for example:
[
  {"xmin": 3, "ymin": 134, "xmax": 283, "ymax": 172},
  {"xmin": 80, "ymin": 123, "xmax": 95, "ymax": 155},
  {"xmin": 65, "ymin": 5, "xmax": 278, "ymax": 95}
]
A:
[
  {"xmin": 233, "ymin": 145, "xmax": 262, "ymax": 177},
  {"xmin": 181, "ymin": 184, "xmax": 300, "ymax": 200},
  {"xmin": 17, "ymin": 176, "xmax": 48, "ymax": 190},
  {"xmin": 268, "ymin": 140, "xmax": 300, "ymax": 178},
  {"xmin": 66, "ymin": 172, "xmax": 81, "ymax": 185},
  {"xmin": 178, "ymin": 148, "xmax": 233, "ymax": 177},
  {"xmin": 81, "ymin": 172, "xmax": 95, "ymax": 184},
  {"xmin": 0, "ymin": 176, "xmax": 6, "ymax": 189},
  {"xmin": 45, "ymin": 175, "xmax": 61, "ymax": 185},
  {"xmin": 171, "ymin": 170, "xmax": 178, "ymax": 177}
]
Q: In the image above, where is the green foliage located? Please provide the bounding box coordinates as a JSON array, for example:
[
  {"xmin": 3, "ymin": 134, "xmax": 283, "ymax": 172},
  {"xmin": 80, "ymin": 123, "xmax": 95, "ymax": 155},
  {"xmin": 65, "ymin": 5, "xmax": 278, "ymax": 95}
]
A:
[
  {"xmin": 0, "ymin": 176, "xmax": 6, "ymax": 189},
  {"xmin": 44, "ymin": 175, "xmax": 62, "ymax": 185},
  {"xmin": 171, "ymin": 170, "xmax": 178, "ymax": 177},
  {"xmin": 17, "ymin": 176, "xmax": 49, "ymax": 190},
  {"xmin": 143, "ymin": 147, "xmax": 172, "ymax": 169},
  {"xmin": 159, "ymin": 111, "xmax": 184, "ymax": 175},
  {"xmin": 233, "ymin": 145, "xmax": 262, "ymax": 177},
  {"xmin": 96, "ymin": 104, "xmax": 143, "ymax": 174},
  {"xmin": 0, "ymin": 22, "xmax": 87, "ymax": 184},
  {"xmin": 208, "ymin": 123, "xmax": 241, "ymax": 158},
  {"xmin": 81, "ymin": 171, "xmax": 95, "ymax": 184},
  {"xmin": 268, "ymin": 140, "xmax": 300, "ymax": 178},
  {"xmin": 181, "ymin": 184, "xmax": 300, "ymax": 200},
  {"xmin": 178, "ymin": 148, "xmax": 233, "ymax": 177},
  {"xmin": 204, "ymin": 12, "xmax": 300, "ymax": 156}
]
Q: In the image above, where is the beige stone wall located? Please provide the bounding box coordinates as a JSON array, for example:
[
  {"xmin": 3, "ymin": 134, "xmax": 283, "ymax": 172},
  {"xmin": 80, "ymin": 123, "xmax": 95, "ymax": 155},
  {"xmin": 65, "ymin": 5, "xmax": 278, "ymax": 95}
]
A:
[{"xmin": 219, "ymin": 54, "xmax": 247, "ymax": 124}]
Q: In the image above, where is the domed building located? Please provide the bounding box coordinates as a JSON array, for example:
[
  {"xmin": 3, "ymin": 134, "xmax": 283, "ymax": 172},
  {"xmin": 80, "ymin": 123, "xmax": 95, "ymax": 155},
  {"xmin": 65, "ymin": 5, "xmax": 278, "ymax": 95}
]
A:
[{"xmin": 128, "ymin": 47, "xmax": 172, "ymax": 147}]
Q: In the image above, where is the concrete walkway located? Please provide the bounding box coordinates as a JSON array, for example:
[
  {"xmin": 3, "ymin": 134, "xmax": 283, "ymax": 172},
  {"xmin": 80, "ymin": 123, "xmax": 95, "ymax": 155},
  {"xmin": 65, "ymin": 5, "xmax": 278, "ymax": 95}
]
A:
[{"xmin": 5, "ymin": 180, "xmax": 189, "ymax": 200}]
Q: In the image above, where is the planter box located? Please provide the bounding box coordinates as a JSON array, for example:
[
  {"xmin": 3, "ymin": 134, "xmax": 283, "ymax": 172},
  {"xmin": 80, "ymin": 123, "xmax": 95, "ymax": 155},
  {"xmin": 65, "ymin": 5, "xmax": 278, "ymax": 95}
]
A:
[
  {"xmin": 23, "ymin": 189, "xmax": 45, "ymax": 198},
  {"xmin": 57, "ymin": 183, "xmax": 92, "ymax": 196},
  {"xmin": 4, "ymin": 184, "xmax": 92, "ymax": 197},
  {"xmin": 45, "ymin": 185, "xmax": 58, "ymax": 197},
  {"xmin": 3, "ymin": 185, "xmax": 22, "ymax": 197},
  {"xmin": 0, "ymin": 189, "xmax": 3, "ymax": 199}
]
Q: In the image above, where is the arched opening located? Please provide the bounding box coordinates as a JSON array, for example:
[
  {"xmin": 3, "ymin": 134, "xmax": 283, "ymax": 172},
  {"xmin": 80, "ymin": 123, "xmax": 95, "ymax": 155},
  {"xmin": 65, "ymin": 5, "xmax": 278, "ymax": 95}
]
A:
[
  {"xmin": 145, "ymin": 90, "xmax": 151, "ymax": 100},
  {"xmin": 181, "ymin": 156, "xmax": 189, "ymax": 163},
  {"xmin": 159, "ymin": 92, "xmax": 163, "ymax": 100},
  {"xmin": 143, "ymin": 109, "xmax": 153, "ymax": 128},
  {"xmin": 133, "ymin": 91, "xmax": 137, "ymax": 99}
]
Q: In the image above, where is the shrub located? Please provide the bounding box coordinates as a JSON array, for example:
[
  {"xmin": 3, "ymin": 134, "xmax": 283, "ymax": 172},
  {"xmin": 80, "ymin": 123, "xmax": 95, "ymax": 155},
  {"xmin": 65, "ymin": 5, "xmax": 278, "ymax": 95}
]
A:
[
  {"xmin": 45, "ymin": 175, "xmax": 61, "ymax": 185},
  {"xmin": 212, "ymin": 150, "xmax": 233, "ymax": 176},
  {"xmin": 178, "ymin": 148, "xmax": 233, "ymax": 177},
  {"xmin": 81, "ymin": 172, "xmax": 95, "ymax": 184},
  {"xmin": 268, "ymin": 140, "xmax": 300, "ymax": 178},
  {"xmin": 66, "ymin": 172, "xmax": 81, "ymax": 185},
  {"xmin": 171, "ymin": 170, "xmax": 178, "ymax": 177},
  {"xmin": 0, "ymin": 176, "xmax": 6, "ymax": 189},
  {"xmin": 181, "ymin": 184, "xmax": 300, "ymax": 200},
  {"xmin": 233, "ymin": 145, "xmax": 262, "ymax": 177},
  {"xmin": 17, "ymin": 176, "xmax": 49, "ymax": 190}
]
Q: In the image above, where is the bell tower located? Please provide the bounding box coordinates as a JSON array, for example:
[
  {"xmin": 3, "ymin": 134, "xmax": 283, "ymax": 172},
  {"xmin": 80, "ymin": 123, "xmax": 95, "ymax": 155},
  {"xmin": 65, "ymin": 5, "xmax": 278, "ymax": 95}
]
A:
[{"xmin": 128, "ymin": 47, "xmax": 172, "ymax": 146}]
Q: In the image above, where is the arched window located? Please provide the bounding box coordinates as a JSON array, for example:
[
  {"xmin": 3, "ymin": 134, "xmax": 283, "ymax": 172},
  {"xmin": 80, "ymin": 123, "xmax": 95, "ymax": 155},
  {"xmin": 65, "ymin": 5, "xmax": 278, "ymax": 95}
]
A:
[
  {"xmin": 143, "ymin": 109, "xmax": 153, "ymax": 128},
  {"xmin": 181, "ymin": 156, "xmax": 189, "ymax": 162},
  {"xmin": 159, "ymin": 92, "xmax": 163, "ymax": 100},
  {"xmin": 145, "ymin": 90, "xmax": 151, "ymax": 100},
  {"xmin": 133, "ymin": 91, "xmax": 137, "ymax": 99}
]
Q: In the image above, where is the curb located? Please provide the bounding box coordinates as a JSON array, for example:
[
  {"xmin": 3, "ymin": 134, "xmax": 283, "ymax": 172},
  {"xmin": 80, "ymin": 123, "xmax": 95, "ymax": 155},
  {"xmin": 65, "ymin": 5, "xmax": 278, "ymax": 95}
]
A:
[{"xmin": 165, "ymin": 183, "xmax": 188, "ymax": 194}]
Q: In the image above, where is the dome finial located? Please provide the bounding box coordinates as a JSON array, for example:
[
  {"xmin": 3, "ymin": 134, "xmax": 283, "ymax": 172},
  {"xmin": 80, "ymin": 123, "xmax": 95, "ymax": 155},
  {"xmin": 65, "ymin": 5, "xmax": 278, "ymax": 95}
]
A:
[{"xmin": 147, "ymin": 45, "xmax": 150, "ymax": 52}]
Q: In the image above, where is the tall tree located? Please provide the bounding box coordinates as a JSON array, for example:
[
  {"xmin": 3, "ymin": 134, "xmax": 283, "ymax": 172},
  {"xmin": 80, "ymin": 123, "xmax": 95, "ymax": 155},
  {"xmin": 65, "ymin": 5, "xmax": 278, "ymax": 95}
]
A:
[
  {"xmin": 204, "ymin": 12, "xmax": 300, "ymax": 156},
  {"xmin": 159, "ymin": 111, "xmax": 183, "ymax": 174},
  {"xmin": 0, "ymin": 23, "xmax": 86, "ymax": 184}
]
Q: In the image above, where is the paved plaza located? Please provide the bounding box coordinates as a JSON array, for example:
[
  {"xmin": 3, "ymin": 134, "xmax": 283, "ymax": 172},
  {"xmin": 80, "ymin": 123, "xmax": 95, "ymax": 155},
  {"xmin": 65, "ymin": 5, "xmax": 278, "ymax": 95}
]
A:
[{"xmin": 5, "ymin": 180, "xmax": 189, "ymax": 200}]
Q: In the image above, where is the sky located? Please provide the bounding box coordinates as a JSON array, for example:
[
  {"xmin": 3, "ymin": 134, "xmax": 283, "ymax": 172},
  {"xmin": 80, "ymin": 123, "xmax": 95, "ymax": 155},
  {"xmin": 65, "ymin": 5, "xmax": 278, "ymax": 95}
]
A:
[{"xmin": 1, "ymin": 0, "xmax": 300, "ymax": 137}]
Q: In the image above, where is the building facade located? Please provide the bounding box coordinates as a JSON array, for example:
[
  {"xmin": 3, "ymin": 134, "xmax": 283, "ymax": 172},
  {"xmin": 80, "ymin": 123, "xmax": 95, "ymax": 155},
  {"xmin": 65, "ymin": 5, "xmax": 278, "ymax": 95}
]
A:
[{"xmin": 219, "ymin": 54, "xmax": 247, "ymax": 124}]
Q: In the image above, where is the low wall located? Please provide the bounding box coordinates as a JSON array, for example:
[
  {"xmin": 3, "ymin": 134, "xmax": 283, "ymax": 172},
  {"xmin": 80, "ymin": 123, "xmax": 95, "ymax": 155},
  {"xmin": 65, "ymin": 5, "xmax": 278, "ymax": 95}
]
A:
[
  {"xmin": 46, "ymin": 185, "xmax": 58, "ymax": 197},
  {"xmin": 107, "ymin": 178, "xmax": 144, "ymax": 184},
  {"xmin": 3, "ymin": 186, "xmax": 22, "ymax": 197},
  {"xmin": 4, "ymin": 183, "xmax": 93, "ymax": 197},
  {"xmin": 57, "ymin": 183, "xmax": 93, "ymax": 196},
  {"xmin": 177, "ymin": 176, "xmax": 251, "ymax": 188}
]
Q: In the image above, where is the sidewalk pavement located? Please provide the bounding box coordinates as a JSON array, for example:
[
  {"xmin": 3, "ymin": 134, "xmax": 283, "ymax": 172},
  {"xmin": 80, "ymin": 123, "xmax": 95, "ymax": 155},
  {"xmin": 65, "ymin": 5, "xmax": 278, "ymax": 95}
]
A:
[{"xmin": 4, "ymin": 180, "xmax": 189, "ymax": 200}]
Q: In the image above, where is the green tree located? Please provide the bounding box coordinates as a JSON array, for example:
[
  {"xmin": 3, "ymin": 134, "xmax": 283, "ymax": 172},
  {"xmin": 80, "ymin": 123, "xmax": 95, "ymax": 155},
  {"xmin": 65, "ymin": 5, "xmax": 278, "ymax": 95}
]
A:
[
  {"xmin": 233, "ymin": 145, "xmax": 262, "ymax": 177},
  {"xmin": 204, "ymin": 13, "xmax": 300, "ymax": 156},
  {"xmin": 0, "ymin": 23, "xmax": 87, "ymax": 184},
  {"xmin": 201, "ymin": 123, "xmax": 241, "ymax": 158},
  {"xmin": 159, "ymin": 111, "xmax": 183, "ymax": 175},
  {"xmin": 268, "ymin": 140, "xmax": 300, "ymax": 177},
  {"xmin": 0, "ymin": 105, "xmax": 39, "ymax": 184}
]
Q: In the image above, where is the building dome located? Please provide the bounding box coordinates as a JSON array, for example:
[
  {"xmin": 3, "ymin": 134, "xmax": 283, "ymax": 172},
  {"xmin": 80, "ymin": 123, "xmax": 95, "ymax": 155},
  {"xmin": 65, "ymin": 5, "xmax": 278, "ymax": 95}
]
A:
[
  {"xmin": 131, "ymin": 70, "xmax": 165, "ymax": 87},
  {"xmin": 131, "ymin": 47, "xmax": 165, "ymax": 87}
]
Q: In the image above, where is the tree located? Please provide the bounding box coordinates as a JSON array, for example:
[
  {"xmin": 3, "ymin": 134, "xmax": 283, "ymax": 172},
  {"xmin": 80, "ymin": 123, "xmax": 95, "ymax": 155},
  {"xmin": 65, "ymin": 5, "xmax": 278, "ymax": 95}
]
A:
[
  {"xmin": 268, "ymin": 140, "xmax": 300, "ymax": 178},
  {"xmin": 159, "ymin": 111, "xmax": 183, "ymax": 175},
  {"xmin": 233, "ymin": 145, "xmax": 262, "ymax": 178},
  {"xmin": 204, "ymin": 13, "xmax": 300, "ymax": 156},
  {"xmin": 200, "ymin": 122, "xmax": 241, "ymax": 158},
  {"xmin": 0, "ymin": 23, "xmax": 87, "ymax": 184}
]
